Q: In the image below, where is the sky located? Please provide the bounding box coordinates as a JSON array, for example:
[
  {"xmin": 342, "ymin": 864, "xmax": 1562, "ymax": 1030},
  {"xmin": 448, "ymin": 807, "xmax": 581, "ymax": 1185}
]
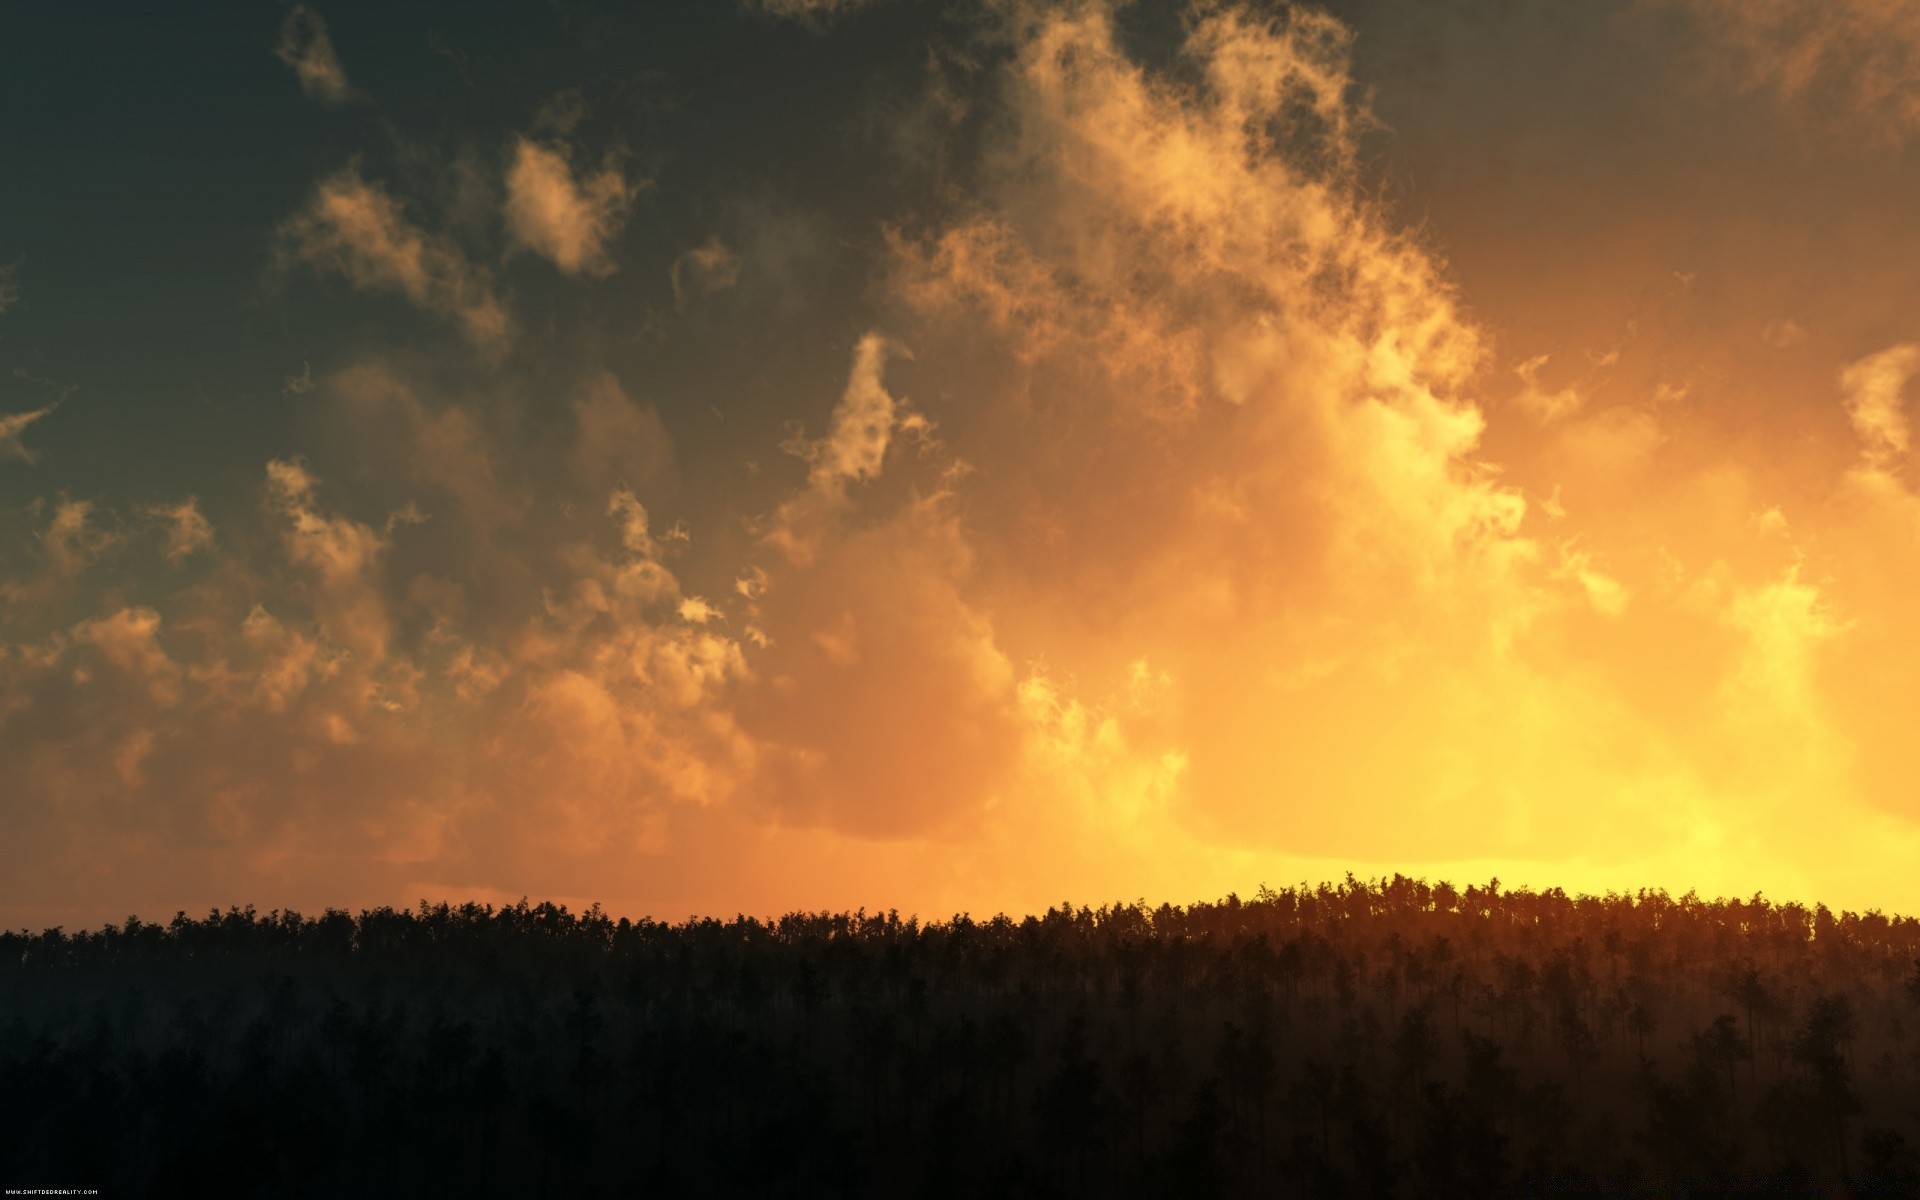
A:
[{"xmin": 6, "ymin": 0, "xmax": 1920, "ymax": 927}]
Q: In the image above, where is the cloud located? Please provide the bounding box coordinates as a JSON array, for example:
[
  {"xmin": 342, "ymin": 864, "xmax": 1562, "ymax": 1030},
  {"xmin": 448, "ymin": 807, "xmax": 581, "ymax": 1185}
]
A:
[
  {"xmin": 867, "ymin": 2, "xmax": 1775, "ymax": 867},
  {"xmin": 1840, "ymin": 342, "xmax": 1920, "ymax": 466},
  {"xmin": 760, "ymin": 334, "xmax": 920, "ymax": 566},
  {"xmin": 891, "ymin": 2, "xmax": 1515, "ymax": 593},
  {"xmin": 321, "ymin": 364, "xmax": 517, "ymax": 534},
  {"xmin": 740, "ymin": 500, "xmax": 1023, "ymax": 837},
  {"xmin": 0, "ymin": 499, "xmax": 123, "ymax": 618},
  {"xmin": 732, "ymin": 3, "xmax": 1546, "ymax": 848},
  {"xmin": 1660, "ymin": 0, "xmax": 1920, "ymax": 139},
  {"xmin": 1762, "ymin": 317, "xmax": 1808, "ymax": 348},
  {"xmin": 569, "ymin": 371, "xmax": 674, "ymax": 498},
  {"xmin": 750, "ymin": 0, "xmax": 884, "ymax": 25},
  {"xmin": 503, "ymin": 138, "xmax": 639, "ymax": 277},
  {"xmin": 148, "ymin": 498, "xmax": 215, "ymax": 564},
  {"xmin": 0, "ymin": 451, "xmax": 759, "ymax": 912},
  {"xmin": 799, "ymin": 333, "xmax": 904, "ymax": 490},
  {"xmin": 274, "ymin": 5, "xmax": 360, "ymax": 106},
  {"xmin": 74, "ymin": 608, "xmax": 183, "ymax": 709},
  {"xmin": 0, "ymin": 262, "xmax": 18, "ymax": 315},
  {"xmin": 670, "ymin": 237, "xmax": 742, "ymax": 307},
  {"xmin": 26, "ymin": 0, "xmax": 1920, "ymax": 923},
  {"xmin": 266, "ymin": 459, "xmax": 393, "ymax": 661},
  {"xmin": 10, "ymin": 1, "xmax": 1563, "ymax": 904},
  {"xmin": 284, "ymin": 361, "xmax": 315, "ymax": 396},
  {"xmin": 0, "ymin": 403, "xmax": 57, "ymax": 464},
  {"xmin": 1723, "ymin": 567, "xmax": 1849, "ymax": 719},
  {"xmin": 276, "ymin": 167, "xmax": 509, "ymax": 347},
  {"xmin": 1511, "ymin": 355, "xmax": 1586, "ymax": 423},
  {"xmin": 737, "ymin": 346, "xmax": 1022, "ymax": 835},
  {"xmin": 1835, "ymin": 343, "xmax": 1920, "ymax": 551}
]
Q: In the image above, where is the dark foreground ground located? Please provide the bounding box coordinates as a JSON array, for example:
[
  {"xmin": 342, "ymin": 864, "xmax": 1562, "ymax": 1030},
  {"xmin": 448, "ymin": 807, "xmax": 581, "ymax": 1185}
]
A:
[{"xmin": 5, "ymin": 878, "xmax": 1920, "ymax": 1197}]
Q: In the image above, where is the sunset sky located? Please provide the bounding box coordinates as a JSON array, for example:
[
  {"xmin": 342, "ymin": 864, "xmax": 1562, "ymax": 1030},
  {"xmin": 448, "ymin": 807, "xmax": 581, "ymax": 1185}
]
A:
[{"xmin": 7, "ymin": 0, "xmax": 1920, "ymax": 927}]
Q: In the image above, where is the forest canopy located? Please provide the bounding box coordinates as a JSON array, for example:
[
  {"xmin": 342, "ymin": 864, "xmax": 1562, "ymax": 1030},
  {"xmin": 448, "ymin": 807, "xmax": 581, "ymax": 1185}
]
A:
[{"xmin": 6, "ymin": 877, "xmax": 1920, "ymax": 1196}]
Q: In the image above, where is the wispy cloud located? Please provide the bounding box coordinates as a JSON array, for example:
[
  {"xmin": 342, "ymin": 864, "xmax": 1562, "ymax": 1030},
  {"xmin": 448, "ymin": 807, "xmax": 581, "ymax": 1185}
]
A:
[
  {"xmin": 1511, "ymin": 355, "xmax": 1587, "ymax": 424},
  {"xmin": 1840, "ymin": 342, "xmax": 1920, "ymax": 465},
  {"xmin": 670, "ymin": 237, "xmax": 742, "ymax": 307},
  {"xmin": 759, "ymin": 334, "xmax": 917, "ymax": 566},
  {"xmin": 146, "ymin": 497, "xmax": 215, "ymax": 565},
  {"xmin": 0, "ymin": 402, "xmax": 58, "ymax": 464},
  {"xmin": 283, "ymin": 361, "xmax": 315, "ymax": 396},
  {"xmin": 0, "ymin": 498, "xmax": 121, "ymax": 614},
  {"xmin": 275, "ymin": 4, "xmax": 361, "ymax": 106},
  {"xmin": 749, "ymin": 0, "xmax": 884, "ymax": 25},
  {"xmin": 276, "ymin": 166, "xmax": 509, "ymax": 346},
  {"xmin": 1660, "ymin": 0, "xmax": 1920, "ymax": 139}
]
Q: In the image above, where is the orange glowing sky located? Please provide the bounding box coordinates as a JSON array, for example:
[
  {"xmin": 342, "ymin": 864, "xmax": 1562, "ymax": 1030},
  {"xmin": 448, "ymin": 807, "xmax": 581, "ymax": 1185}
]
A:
[{"xmin": 6, "ymin": 0, "xmax": 1920, "ymax": 926}]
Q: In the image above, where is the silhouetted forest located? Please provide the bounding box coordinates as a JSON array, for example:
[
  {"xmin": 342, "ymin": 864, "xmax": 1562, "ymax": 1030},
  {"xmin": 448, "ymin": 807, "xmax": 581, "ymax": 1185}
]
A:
[{"xmin": 7, "ymin": 877, "xmax": 1920, "ymax": 1196}]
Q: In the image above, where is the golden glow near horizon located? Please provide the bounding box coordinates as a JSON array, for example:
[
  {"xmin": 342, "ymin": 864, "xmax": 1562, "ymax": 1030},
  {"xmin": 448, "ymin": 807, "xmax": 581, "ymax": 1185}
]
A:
[{"xmin": 6, "ymin": 0, "xmax": 1920, "ymax": 925}]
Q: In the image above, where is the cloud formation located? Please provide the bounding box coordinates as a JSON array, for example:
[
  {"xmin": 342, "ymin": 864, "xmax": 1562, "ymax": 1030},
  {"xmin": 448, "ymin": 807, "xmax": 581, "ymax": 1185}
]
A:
[
  {"xmin": 503, "ymin": 138, "xmax": 639, "ymax": 277},
  {"xmin": 19, "ymin": 0, "xmax": 1920, "ymax": 924},
  {"xmin": 1512, "ymin": 355, "xmax": 1587, "ymax": 424},
  {"xmin": 670, "ymin": 237, "xmax": 742, "ymax": 307},
  {"xmin": 277, "ymin": 167, "xmax": 509, "ymax": 346},
  {"xmin": 0, "ymin": 403, "xmax": 57, "ymax": 464},
  {"xmin": 1663, "ymin": 0, "xmax": 1920, "ymax": 138},
  {"xmin": 876, "ymin": 3, "xmax": 1555, "ymax": 853},
  {"xmin": 0, "ymin": 441, "xmax": 754, "ymax": 914},
  {"xmin": 148, "ymin": 498, "xmax": 214, "ymax": 564},
  {"xmin": 751, "ymin": 0, "xmax": 884, "ymax": 24},
  {"xmin": 274, "ymin": 5, "xmax": 359, "ymax": 106},
  {"xmin": 1840, "ymin": 343, "xmax": 1919, "ymax": 466}
]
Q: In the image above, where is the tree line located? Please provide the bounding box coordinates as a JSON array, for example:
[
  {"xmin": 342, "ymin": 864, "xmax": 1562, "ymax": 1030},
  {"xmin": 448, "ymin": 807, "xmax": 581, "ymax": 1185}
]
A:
[{"xmin": 5, "ymin": 875, "xmax": 1920, "ymax": 1196}]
